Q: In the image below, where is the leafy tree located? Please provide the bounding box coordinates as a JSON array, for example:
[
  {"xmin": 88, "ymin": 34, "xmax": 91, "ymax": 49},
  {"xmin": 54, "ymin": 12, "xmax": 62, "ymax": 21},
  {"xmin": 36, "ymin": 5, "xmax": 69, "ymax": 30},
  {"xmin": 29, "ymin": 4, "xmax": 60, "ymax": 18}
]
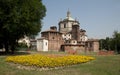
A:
[
  {"xmin": 99, "ymin": 38, "xmax": 111, "ymax": 50},
  {"xmin": 0, "ymin": 0, "xmax": 46, "ymax": 53},
  {"xmin": 112, "ymin": 31, "xmax": 120, "ymax": 53},
  {"xmin": 99, "ymin": 31, "xmax": 120, "ymax": 54},
  {"xmin": 99, "ymin": 39, "xmax": 105, "ymax": 50}
]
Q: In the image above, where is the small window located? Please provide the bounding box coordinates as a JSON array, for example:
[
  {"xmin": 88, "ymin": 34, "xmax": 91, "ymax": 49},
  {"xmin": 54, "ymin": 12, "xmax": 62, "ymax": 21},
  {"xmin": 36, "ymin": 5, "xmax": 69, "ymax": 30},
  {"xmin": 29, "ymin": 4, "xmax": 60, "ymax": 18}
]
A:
[
  {"xmin": 90, "ymin": 43, "xmax": 92, "ymax": 47},
  {"xmin": 73, "ymin": 41, "xmax": 76, "ymax": 43},
  {"xmin": 46, "ymin": 42, "xmax": 47, "ymax": 46},
  {"xmin": 52, "ymin": 37, "xmax": 54, "ymax": 39},
  {"xmin": 64, "ymin": 23, "xmax": 66, "ymax": 28}
]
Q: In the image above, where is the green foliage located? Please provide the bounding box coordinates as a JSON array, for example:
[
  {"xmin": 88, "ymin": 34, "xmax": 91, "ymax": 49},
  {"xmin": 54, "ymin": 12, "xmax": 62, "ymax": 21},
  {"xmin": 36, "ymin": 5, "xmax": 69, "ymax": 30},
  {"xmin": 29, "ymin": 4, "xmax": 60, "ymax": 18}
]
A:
[
  {"xmin": 99, "ymin": 31, "xmax": 120, "ymax": 53},
  {"xmin": 0, "ymin": 0, "xmax": 46, "ymax": 53},
  {"xmin": 17, "ymin": 43, "xmax": 27, "ymax": 48},
  {"xmin": 113, "ymin": 31, "xmax": 120, "ymax": 53}
]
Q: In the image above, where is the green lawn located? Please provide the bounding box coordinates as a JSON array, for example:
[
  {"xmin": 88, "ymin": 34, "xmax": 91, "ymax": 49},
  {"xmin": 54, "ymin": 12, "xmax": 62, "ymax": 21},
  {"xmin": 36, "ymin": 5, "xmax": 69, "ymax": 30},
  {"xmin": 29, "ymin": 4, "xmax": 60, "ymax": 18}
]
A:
[{"xmin": 0, "ymin": 51, "xmax": 120, "ymax": 75}]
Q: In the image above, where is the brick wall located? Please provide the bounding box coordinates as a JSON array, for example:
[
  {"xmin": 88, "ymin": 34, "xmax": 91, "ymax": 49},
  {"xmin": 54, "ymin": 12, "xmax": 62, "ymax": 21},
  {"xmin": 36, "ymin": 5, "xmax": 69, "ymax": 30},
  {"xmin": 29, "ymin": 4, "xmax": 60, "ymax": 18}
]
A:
[
  {"xmin": 98, "ymin": 51, "xmax": 115, "ymax": 55},
  {"xmin": 61, "ymin": 44, "xmax": 85, "ymax": 53},
  {"xmin": 42, "ymin": 31, "xmax": 64, "ymax": 51}
]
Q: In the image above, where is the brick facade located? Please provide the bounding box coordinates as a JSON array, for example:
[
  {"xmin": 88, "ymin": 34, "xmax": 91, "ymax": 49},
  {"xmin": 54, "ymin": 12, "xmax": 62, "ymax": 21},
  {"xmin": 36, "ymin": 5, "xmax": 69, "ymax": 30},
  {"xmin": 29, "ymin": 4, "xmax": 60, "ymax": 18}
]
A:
[
  {"xmin": 61, "ymin": 44, "xmax": 85, "ymax": 53},
  {"xmin": 41, "ymin": 27, "xmax": 64, "ymax": 51},
  {"xmin": 72, "ymin": 24, "xmax": 80, "ymax": 40}
]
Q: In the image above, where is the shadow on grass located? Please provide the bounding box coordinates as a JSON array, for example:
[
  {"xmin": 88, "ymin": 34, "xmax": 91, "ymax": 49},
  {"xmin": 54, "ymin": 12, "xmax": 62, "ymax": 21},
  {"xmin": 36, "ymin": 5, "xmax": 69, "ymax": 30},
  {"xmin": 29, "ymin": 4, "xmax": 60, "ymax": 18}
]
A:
[{"xmin": 0, "ymin": 51, "xmax": 30, "ymax": 56}]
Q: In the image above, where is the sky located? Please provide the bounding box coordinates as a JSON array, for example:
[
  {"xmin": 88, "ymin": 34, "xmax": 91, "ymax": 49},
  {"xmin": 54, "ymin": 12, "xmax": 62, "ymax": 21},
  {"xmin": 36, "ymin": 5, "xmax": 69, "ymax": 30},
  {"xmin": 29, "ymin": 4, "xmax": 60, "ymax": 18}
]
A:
[{"xmin": 38, "ymin": 0, "xmax": 120, "ymax": 39}]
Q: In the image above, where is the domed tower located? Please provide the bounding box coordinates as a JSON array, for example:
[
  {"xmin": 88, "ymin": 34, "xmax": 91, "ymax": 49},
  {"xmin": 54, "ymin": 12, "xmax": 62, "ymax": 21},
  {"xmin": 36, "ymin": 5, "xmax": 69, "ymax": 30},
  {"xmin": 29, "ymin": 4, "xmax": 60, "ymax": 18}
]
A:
[{"xmin": 58, "ymin": 10, "xmax": 79, "ymax": 33}]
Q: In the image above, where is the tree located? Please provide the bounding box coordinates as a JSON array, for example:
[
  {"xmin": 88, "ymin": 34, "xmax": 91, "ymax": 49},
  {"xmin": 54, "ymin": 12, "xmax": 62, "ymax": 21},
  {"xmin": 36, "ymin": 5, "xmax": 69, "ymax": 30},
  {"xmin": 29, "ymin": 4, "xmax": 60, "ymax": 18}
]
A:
[
  {"xmin": 99, "ymin": 38, "xmax": 111, "ymax": 50},
  {"xmin": 0, "ymin": 0, "xmax": 46, "ymax": 53},
  {"xmin": 112, "ymin": 31, "xmax": 120, "ymax": 53},
  {"xmin": 99, "ymin": 39, "xmax": 106, "ymax": 50},
  {"xmin": 99, "ymin": 31, "xmax": 120, "ymax": 54}
]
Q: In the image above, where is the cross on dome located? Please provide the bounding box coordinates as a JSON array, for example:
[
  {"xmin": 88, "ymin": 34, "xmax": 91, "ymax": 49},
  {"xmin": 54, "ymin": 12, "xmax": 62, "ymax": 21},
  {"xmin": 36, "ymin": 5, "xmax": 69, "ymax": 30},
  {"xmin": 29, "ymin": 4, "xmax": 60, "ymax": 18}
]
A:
[{"xmin": 65, "ymin": 10, "xmax": 74, "ymax": 21}]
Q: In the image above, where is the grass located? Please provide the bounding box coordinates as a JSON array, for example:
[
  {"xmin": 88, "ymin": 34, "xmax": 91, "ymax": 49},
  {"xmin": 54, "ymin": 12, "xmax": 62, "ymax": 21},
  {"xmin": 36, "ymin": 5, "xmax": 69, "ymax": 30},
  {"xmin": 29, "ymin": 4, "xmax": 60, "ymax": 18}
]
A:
[{"xmin": 0, "ymin": 51, "xmax": 120, "ymax": 75}]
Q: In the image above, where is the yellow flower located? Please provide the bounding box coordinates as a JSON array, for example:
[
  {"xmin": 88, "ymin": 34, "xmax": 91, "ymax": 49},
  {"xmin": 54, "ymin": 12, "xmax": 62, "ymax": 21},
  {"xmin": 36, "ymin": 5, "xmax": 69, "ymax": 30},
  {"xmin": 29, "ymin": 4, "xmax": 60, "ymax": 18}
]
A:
[{"xmin": 6, "ymin": 54, "xmax": 95, "ymax": 68}]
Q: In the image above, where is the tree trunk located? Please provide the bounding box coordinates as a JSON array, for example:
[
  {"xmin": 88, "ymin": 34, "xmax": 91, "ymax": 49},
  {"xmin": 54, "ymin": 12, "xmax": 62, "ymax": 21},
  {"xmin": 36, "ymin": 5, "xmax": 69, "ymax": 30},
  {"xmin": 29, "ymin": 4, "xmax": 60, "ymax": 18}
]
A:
[
  {"xmin": 11, "ymin": 45, "xmax": 15, "ymax": 54},
  {"xmin": 4, "ymin": 42, "xmax": 9, "ymax": 53},
  {"xmin": 10, "ymin": 41, "xmax": 17, "ymax": 54}
]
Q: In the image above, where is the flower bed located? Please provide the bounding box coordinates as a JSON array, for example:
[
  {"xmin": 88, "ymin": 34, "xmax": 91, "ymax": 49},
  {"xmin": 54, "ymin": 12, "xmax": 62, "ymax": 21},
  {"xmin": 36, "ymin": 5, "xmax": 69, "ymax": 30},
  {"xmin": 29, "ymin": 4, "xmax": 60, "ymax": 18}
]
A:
[{"xmin": 6, "ymin": 54, "xmax": 95, "ymax": 68}]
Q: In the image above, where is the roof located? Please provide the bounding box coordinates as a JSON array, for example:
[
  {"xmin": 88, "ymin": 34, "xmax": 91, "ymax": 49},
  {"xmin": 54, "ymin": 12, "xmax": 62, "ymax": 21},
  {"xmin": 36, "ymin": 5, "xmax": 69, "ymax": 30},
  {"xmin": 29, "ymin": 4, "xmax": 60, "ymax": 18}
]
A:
[
  {"xmin": 41, "ymin": 29, "xmax": 63, "ymax": 34},
  {"xmin": 41, "ymin": 29, "xmax": 59, "ymax": 33},
  {"xmin": 80, "ymin": 29, "xmax": 86, "ymax": 32},
  {"xmin": 30, "ymin": 39, "xmax": 36, "ymax": 42},
  {"xmin": 87, "ymin": 39, "xmax": 99, "ymax": 42},
  {"xmin": 63, "ymin": 16, "xmax": 74, "ymax": 21},
  {"xmin": 37, "ymin": 37, "xmax": 46, "ymax": 40},
  {"xmin": 61, "ymin": 43, "xmax": 85, "ymax": 46}
]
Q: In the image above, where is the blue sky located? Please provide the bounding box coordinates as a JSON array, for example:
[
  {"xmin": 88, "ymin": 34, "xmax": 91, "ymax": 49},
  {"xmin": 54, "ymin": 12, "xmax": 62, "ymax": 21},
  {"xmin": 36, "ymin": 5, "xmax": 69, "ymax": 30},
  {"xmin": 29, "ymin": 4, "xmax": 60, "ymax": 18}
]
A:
[{"xmin": 39, "ymin": 0, "xmax": 120, "ymax": 39}]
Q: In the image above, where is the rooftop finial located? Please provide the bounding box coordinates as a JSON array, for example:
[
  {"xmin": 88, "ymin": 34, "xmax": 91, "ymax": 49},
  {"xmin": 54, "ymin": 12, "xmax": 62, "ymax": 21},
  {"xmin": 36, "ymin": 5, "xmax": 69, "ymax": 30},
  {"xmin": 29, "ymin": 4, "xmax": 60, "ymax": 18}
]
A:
[
  {"xmin": 60, "ymin": 18, "xmax": 62, "ymax": 21},
  {"xmin": 65, "ymin": 9, "xmax": 74, "ymax": 21},
  {"xmin": 75, "ymin": 17, "xmax": 77, "ymax": 21},
  {"xmin": 67, "ymin": 8, "xmax": 71, "ymax": 17}
]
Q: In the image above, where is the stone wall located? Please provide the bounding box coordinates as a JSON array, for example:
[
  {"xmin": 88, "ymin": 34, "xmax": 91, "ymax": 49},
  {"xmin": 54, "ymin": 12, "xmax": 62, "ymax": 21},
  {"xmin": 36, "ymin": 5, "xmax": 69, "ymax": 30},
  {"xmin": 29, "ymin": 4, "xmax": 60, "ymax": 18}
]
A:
[
  {"xmin": 61, "ymin": 44, "xmax": 85, "ymax": 53},
  {"xmin": 93, "ymin": 41, "xmax": 99, "ymax": 52},
  {"xmin": 98, "ymin": 51, "xmax": 115, "ymax": 55},
  {"xmin": 86, "ymin": 39, "xmax": 99, "ymax": 52}
]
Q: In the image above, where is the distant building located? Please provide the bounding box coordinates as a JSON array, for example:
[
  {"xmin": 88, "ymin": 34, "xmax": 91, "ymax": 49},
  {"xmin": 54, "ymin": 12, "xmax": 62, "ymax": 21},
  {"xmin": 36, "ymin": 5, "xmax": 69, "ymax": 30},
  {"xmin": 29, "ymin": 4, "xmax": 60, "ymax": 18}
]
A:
[
  {"xmin": 18, "ymin": 35, "xmax": 37, "ymax": 50},
  {"xmin": 37, "ymin": 11, "xmax": 99, "ymax": 52},
  {"xmin": 18, "ymin": 35, "xmax": 31, "ymax": 48}
]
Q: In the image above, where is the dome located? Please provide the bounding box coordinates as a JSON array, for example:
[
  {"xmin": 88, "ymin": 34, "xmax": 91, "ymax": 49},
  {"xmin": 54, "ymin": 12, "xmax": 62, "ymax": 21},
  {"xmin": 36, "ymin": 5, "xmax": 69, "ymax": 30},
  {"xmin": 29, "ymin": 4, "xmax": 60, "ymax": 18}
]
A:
[{"xmin": 65, "ymin": 16, "xmax": 74, "ymax": 21}]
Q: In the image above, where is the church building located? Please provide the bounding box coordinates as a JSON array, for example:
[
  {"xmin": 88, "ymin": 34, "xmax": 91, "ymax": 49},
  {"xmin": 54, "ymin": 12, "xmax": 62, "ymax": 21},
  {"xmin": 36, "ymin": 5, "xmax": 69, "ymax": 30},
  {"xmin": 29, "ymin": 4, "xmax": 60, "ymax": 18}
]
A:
[{"xmin": 37, "ymin": 11, "xmax": 99, "ymax": 53}]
